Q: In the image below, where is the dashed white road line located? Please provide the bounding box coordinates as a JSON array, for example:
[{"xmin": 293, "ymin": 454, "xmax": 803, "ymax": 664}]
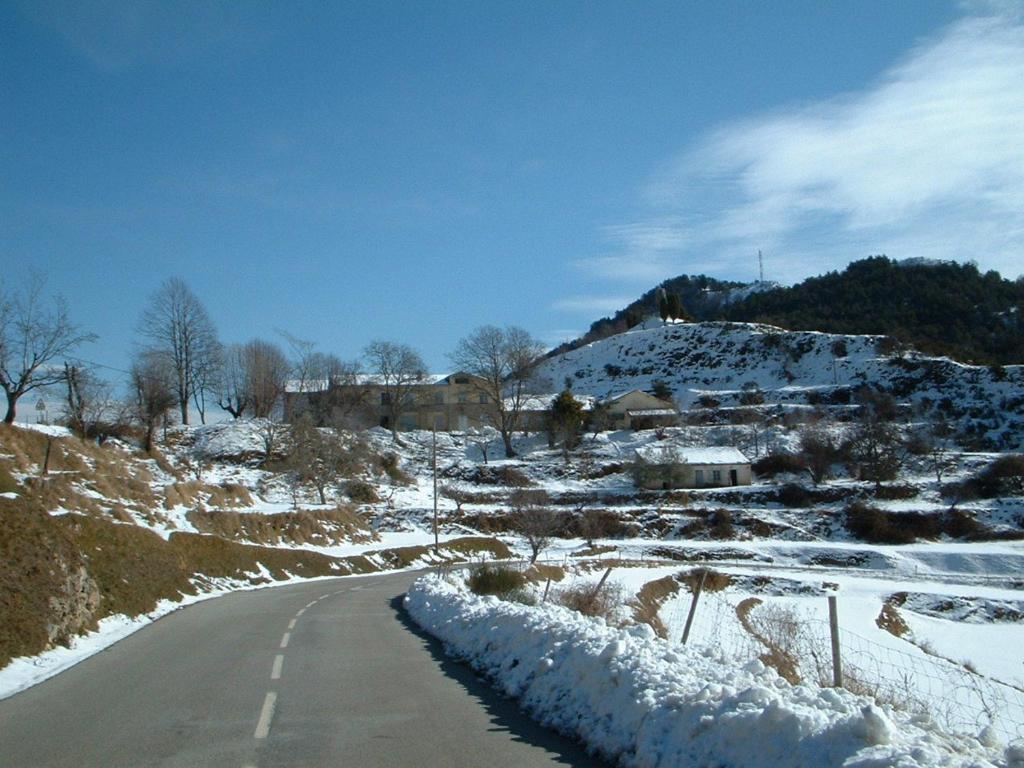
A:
[
  {"xmin": 254, "ymin": 692, "xmax": 277, "ymax": 739},
  {"xmin": 350, "ymin": 586, "xmax": 362, "ymax": 591},
  {"xmin": 280, "ymin": 633, "xmax": 291, "ymax": 649},
  {"xmin": 319, "ymin": 593, "xmax": 329, "ymax": 600},
  {"xmin": 271, "ymin": 654, "xmax": 284, "ymax": 680},
  {"xmin": 287, "ymin": 618, "xmax": 297, "ymax": 630}
]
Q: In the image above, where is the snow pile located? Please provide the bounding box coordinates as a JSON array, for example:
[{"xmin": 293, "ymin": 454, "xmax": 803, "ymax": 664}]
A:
[
  {"xmin": 406, "ymin": 574, "xmax": 1013, "ymax": 767},
  {"xmin": 191, "ymin": 419, "xmax": 270, "ymax": 460}
]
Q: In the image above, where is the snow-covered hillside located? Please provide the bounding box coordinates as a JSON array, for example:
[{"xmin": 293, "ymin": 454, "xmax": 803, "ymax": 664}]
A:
[{"xmin": 536, "ymin": 321, "xmax": 1024, "ymax": 448}]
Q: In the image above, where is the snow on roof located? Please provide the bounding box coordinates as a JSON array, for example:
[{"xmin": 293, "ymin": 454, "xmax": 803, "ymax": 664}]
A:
[
  {"xmin": 286, "ymin": 374, "xmax": 452, "ymax": 393},
  {"xmin": 635, "ymin": 443, "xmax": 749, "ymax": 465},
  {"xmin": 626, "ymin": 408, "xmax": 678, "ymax": 417},
  {"xmin": 603, "ymin": 389, "xmax": 645, "ymax": 403},
  {"xmin": 512, "ymin": 393, "xmax": 597, "ymax": 411}
]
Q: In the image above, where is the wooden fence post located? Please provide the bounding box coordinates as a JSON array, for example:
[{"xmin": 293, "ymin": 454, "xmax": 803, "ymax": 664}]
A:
[
  {"xmin": 828, "ymin": 595, "xmax": 844, "ymax": 688},
  {"xmin": 591, "ymin": 567, "xmax": 613, "ymax": 601},
  {"xmin": 681, "ymin": 568, "xmax": 708, "ymax": 645}
]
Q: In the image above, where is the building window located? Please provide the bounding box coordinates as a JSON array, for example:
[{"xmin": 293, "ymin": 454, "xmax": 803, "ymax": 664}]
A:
[
  {"xmin": 380, "ymin": 392, "xmax": 391, "ymax": 405},
  {"xmin": 455, "ymin": 376, "xmax": 469, "ymax": 384},
  {"xmin": 458, "ymin": 394, "xmax": 468, "ymax": 404},
  {"xmin": 434, "ymin": 393, "xmax": 444, "ymax": 404},
  {"xmin": 712, "ymin": 469, "xmax": 722, "ymax": 483},
  {"xmin": 695, "ymin": 469, "xmax": 704, "ymax": 487},
  {"xmin": 478, "ymin": 394, "xmax": 488, "ymax": 404}
]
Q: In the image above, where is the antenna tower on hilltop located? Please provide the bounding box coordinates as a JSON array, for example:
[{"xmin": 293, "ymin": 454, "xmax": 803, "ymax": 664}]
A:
[{"xmin": 758, "ymin": 250, "xmax": 764, "ymax": 284}]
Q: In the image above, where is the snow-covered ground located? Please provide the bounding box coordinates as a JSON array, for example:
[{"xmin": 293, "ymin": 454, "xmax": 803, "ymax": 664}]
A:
[
  {"xmin": 6, "ymin": 412, "xmax": 1024, "ymax": 765},
  {"xmin": 407, "ymin": 573, "xmax": 1020, "ymax": 767}
]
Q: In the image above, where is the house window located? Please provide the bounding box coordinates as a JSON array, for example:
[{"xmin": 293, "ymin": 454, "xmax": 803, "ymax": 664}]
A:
[
  {"xmin": 695, "ymin": 469, "xmax": 704, "ymax": 487},
  {"xmin": 455, "ymin": 376, "xmax": 469, "ymax": 384},
  {"xmin": 478, "ymin": 394, "xmax": 488, "ymax": 404},
  {"xmin": 433, "ymin": 393, "xmax": 444, "ymax": 404},
  {"xmin": 712, "ymin": 469, "xmax": 722, "ymax": 483},
  {"xmin": 380, "ymin": 392, "xmax": 391, "ymax": 405},
  {"xmin": 458, "ymin": 394, "xmax": 468, "ymax": 404}
]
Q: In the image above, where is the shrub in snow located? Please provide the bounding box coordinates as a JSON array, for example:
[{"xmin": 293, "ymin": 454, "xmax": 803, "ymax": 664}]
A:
[
  {"xmin": 406, "ymin": 573, "xmax": 1009, "ymax": 768},
  {"xmin": 466, "ymin": 564, "xmax": 526, "ymax": 599}
]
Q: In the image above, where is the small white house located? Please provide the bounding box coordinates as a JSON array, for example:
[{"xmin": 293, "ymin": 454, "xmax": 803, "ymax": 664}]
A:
[
  {"xmin": 602, "ymin": 390, "xmax": 678, "ymax": 430},
  {"xmin": 633, "ymin": 444, "xmax": 751, "ymax": 490}
]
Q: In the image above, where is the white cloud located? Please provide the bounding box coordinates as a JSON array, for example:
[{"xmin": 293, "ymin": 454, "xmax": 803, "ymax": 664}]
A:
[{"xmin": 587, "ymin": 7, "xmax": 1024, "ymax": 284}]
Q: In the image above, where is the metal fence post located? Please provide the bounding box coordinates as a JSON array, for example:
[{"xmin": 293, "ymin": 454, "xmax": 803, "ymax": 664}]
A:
[
  {"xmin": 828, "ymin": 595, "xmax": 844, "ymax": 688},
  {"xmin": 681, "ymin": 569, "xmax": 708, "ymax": 645}
]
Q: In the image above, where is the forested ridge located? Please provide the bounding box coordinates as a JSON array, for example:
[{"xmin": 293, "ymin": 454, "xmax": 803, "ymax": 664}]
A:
[{"xmin": 553, "ymin": 257, "xmax": 1024, "ymax": 365}]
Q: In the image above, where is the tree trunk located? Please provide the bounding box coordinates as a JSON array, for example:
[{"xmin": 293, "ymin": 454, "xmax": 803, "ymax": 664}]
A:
[
  {"xmin": 3, "ymin": 390, "xmax": 17, "ymax": 424},
  {"xmin": 501, "ymin": 429, "xmax": 515, "ymax": 458},
  {"xmin": 179, "ymin": 399, "xmax": 189, "ymax": 426}
]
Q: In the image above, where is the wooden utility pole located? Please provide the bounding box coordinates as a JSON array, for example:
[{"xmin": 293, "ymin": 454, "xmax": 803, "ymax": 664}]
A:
[{"xmin": 432, "ymin": 428, "xmax": 439, "ymax": 554}]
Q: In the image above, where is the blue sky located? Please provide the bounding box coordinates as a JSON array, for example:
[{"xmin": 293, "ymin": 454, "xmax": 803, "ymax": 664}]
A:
[{"xmin": 3, "ymin": 0, "xmax": 1022, "ymax": 377}]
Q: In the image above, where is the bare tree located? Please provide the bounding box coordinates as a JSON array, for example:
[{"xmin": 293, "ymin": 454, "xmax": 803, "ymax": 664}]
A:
[
  {"xmin": 317, "ymin": 357, "xmax": 372, "ymax": 429},
  {"xmin": 190, "ymin": 339, "xmax": 222, "ymax": 424},
  {"xmin": 138, "ymin": 278, "xmax": 220, "ymax": 426},
  {"xmin": 256, "ymin": 417, "xmax": 288, "ymax": 464},
  {"xmin": 64, "ymin": 363, "xmax": 127, "ymax": 441},
  {"xmin": 286, "ymin": 416, "xmax": 359, "ymax": 505},
  {"xmin": 246, "ymin": 338, "xmax": 290, "ymax": 419},
  {"xmin": 0, "ymin": 274, "xmax": 95, "ymax": 423},
  {"xmin": 214, "ymin": 338, "xmax": 289, "ymax": 420},
  {"xmin": 130, "ymin": 352, "xmax": 176, "ymax": 453},
  {"xmin": 363, "ymin": 340, "xmax": 426, "ymax": 442},
  {"xmin": 449, "ymin": 325, "xmax": 545, "ymax": 458},
  {"xmin": 440, "ymin": 483, "xmax": 472, "ymax": 513},
  {"xmin": 466, "ymin": 425, "xmax": 499, "ymax": 464},
  {"xmin": 509, "ymin": 489, "xmax": 559, "ymax": 563},
  {"xmin": 798, "ymin": 424, "xmax": 839, "ymax": 485},
  {"xmin": 295, "ymin": 349, "xmax": 370, "ymax": 427},
  {"xmin": 215, "ymin": 342, "xmax": 251, "ymax": 419}
]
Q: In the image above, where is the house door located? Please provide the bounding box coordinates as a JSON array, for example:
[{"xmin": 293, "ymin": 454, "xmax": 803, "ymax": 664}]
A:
[{"xmin": 729, "ymin": 469, "xmax": 738, "ymax": 486}]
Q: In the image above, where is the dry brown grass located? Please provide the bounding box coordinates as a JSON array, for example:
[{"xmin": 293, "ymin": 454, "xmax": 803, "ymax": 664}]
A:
[
  {"xmin": 679, "ymin": 567, "xmax": 732, "ymax": 593},
  {"xmin": 631, "ymin": 575, "xmax": 682, "ymax": 638},
  {"xmin": 736, "ymin": 597, "xmax": 802, "ymax": 684},
  {"xmin": 876, "ymin": 594, "xmax": 911, "ymax": 637},
  {"xmin": 554, "ymin": 581, "xmax": 625, "ymax": 622},
  {"xmin": 0, "ymin": 425, "xmax": 169, "ymax": 521},
  {"xmin": 524, "ymin": 563, "xmax": 566, "ymax": 583},
  {"xmin": 186, "ymin": 507, "xmax": 376, "ymax": 547},
  {"xmin": 365, "ymin": 536, "xmax": 512, "ymax": 569},
  {"xmin": 0, "ymin": 495, "xmax": 89, "ymax": 667}
]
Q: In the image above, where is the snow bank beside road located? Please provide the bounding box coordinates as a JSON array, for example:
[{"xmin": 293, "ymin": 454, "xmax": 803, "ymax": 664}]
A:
[{"xmin": 405, "ymin": 574, "xmax": 1013, "ymax": 767}]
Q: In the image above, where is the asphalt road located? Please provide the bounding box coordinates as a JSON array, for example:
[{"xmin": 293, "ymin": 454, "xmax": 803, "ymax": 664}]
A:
[{"xmin": 0, "ymin": 572, "xmax": 605, "ymax": 767}]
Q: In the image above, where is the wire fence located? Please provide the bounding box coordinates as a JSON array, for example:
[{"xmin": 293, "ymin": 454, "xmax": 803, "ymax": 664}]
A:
[
  {"xmin": 450, "ymin": 559, "xmax": 1024, "ymax": 743},
  {"xmin": 667, "ymin": 590, "xmax": 1024, "ymax": 744}
]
